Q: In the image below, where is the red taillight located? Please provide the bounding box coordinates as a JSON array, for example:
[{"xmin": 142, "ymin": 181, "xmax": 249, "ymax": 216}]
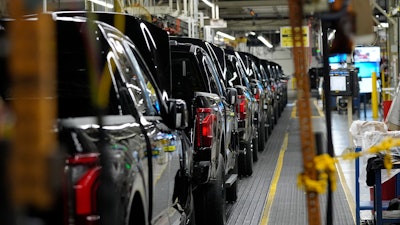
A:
[
  {"xmin": 74, "ymin": 167, "xmax": 100, "ymax": 215},
  {"xmin": 254, "ymin": 90, "xmax": 260, "ymax": 101},
  {"xmin": 65, "ymin": 153, "xmax": 100, "ymax": 225},
  {"xmin": 196, "ymin": 108, "xmax": 215, "ymax": 147},
  {"xmin": 236, "ymin": 95, "xmax": 247, "ymax": 120},
  {"xmin": 271, "ymin": 85, "xmax": 276, "ymax": 92},
  {"xmin": 67, "ymin": 153, "xmax": 100, "ymax": 165}
]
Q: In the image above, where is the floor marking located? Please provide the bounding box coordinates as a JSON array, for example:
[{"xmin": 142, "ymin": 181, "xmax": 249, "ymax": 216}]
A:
[
  {"xmin": 284, "ymin": 103, "xmax": 356, "ymax": 224},
  {"xmin": 260, "ymin": 133, "xmax": 289, "ymax": 225},
  {"xmin": 336, "ymin": 160, "xmax": 356, "ymax": 224},
  {"xmin": 291, "ymin": 100, "xmax": 324, "ymax": 118},
  {"xmin": 313, "ymin": 99, "xmax": 325, "ymax": 117},
  {"xmin": 291, "ymin": 100, "xmax": 297, "ymax": 118}
]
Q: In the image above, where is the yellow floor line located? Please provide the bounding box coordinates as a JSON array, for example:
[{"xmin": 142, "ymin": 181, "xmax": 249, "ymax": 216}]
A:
[
  {"xmin": 313, "ymin": 99, "xmax": 325, "ymax": 117},
  {"xmin": 291, "ymin": 100, "xmax": 324, "ymax": 118},
  {"xmin": 283, "ymin": 102, "xmax": 355, "ymax": 224},
  {"xmin": 291, "ymin": 101, "xmax": 297, "ymax": 118},
  {"xmin": 336, "ymin": 161, "xmax": 356, "ymax": 224},
  {"xmin": 260, "ymin": 133, "xmax": 289, "ymax": 225}
]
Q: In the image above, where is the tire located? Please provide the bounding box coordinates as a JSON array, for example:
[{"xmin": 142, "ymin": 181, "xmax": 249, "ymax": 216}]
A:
[
  {"xmin": 258, "ymin": 120, "xmax": 266, "ymax": 152},
  {"xmin": 194, "ymin": 154, "xmax": 226, "ymax": 225},
  {"xmin": 174, "ymin": 170, "xmax": 196, "ymax": 225},
  {"xmin": 266, "ymin": 109, "xmax": 272, "ymax": 139},
  {"xmin": 128, "ymin": 194, "xmax": 146, "ymax": 225},
  {"xmin": 252, "ymin": 131, "xmax": 259, "ymax": 162},
  {"xmin": 239, "ymin": 139, "xmax": 253, "ymax": 176},
  {"xmin": 187, "ymin": 190, "xmax": 196, "ymax": 225},
  {"xmin": 226, "ymin": 156, "xmax": 238, "ymax": 202},
  {"xmin": 274, "ymin": 104, "xmax": 279, "ymax": 125},
  {"xmin": 268, "ymin": 109, "xmax": 274, "ymax": 132}
]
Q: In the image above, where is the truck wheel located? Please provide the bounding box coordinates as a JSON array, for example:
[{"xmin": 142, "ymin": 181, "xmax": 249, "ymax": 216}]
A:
[
  {"xmin": 268, "ymin": 109, "xmax": 274, "ymax": 133},
  {"xmin": 258, "ymin": 122, "xmax": 265, "ymax": 152},
  {"xmin": 238, "ymin": 139, "xmax": 253, "ymax": 176},
  {"xmin": 252, "ymin": 131, "xmax": 259, "ymax": 162},
  {"xmin": 274, "ymin": 104, "xmax": 279, "ymax": 124},
  {"xmin": 226, "ymin": 156, "xmax": 238, "ymax": 202},
  {"xmin": 194, "ymin": 154, "xmax": 226, "ymax": 225},
  {"xmin": 187, "ymin": 190, "xmax": 196, "ymax": 225}
]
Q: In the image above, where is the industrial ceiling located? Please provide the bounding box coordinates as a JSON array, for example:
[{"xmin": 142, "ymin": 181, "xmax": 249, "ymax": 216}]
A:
[
  {"xmin": 0, "ymin": 0, "xmax": 388, "ymax": 41},
  {"xmin": 199, "ymin": 0, "xmax": 290, "ymax": 33}
]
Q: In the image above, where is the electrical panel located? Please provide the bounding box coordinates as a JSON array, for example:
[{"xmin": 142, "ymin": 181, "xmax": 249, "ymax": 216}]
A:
[{"xmin": 329, "ymin": 68, "xmax": 359, "ymax": 97}]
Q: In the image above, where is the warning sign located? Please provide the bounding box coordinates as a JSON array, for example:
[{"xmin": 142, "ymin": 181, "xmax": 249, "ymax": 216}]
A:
[{"xmin": 280, "ymin": 26, "xmax": 309, "ymax": 48}]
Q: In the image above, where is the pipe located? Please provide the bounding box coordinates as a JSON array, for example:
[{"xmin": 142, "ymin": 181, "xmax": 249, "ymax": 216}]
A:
[
  {"xmin": 43, "ymin": 0, "xmax": 47, "ymax": 12},
  {"xmin": 371, "ymin": 1, "xmax": 396, "ymax": 25},
  {"xmin": 211, "ymin": 3, "xmax": 215, "ymax": 19},
  {"xmin": 183, "ymin": 0, "xmax": 187, "ymax": 16},
  {"xmin": 372, "ymin": 71, "xmax": 378, "ymax": 119},
  {"xmin": 382, "ymin": 68, "xmax": 387, "ymax": 101},
  {"xmin": 322, "ymin": 20, "xmax": 334, "ymax": 225}
]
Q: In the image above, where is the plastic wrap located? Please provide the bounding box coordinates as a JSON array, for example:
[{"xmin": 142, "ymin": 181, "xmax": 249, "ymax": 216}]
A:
[
  {"xmin": 363, "ymin": 131, "xmax": 400, "ymax": 183},
  {"xmin": 349, "ymin": 120, "xmax": 388, "ymax": 147},
  {"xmin": 350, "ymin": 123, "xmax": 400, "ymax": 185}
]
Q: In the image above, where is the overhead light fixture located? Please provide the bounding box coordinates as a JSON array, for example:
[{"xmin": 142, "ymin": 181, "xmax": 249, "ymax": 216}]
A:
[
  {"xmin": 202, "ymin": 0, "xmax": 214, "ymax": 8},
  {"xmin": 88, "ymin": 0, "xmax": 114, "ymax": 9},
  {"xmin": 257, "ymin": 35, "xmax": 273, "ymax": 48},
  {"xmin": 216, "ymin": 31, "xmax": 235, "ymax": 41},
  {"xmin": 328, "ymin": 30, "xmax": 336, "ymax": 41},
  {"xmin": 379, "ymin": 22, "xmax": 389, "ymax": 28},
  {"xmin": 245, "ymin": 31, "xmax": 256, "ymax": 37},
  {"xmin": 214, "ymin": 36, "xmax": 224, "ymax": 42}
]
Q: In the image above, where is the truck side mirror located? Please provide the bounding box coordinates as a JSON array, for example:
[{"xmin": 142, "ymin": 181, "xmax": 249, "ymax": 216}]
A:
[
  {"xmin": 226, "ymin": 87, "xmax": 238, "ymax": 106},
  {"xmin": 166, "ymin": 98, "xmax": 188, "ymax": 130}
]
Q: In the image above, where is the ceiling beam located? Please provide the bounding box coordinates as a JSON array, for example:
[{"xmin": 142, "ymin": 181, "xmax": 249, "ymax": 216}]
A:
[
  {"xmin": 199, "ymin": 0, "xmax": 288, "ymax": 8},
  {"xmin": 217, "ymin": 19, "xmax": 290, "ymax": 32}
]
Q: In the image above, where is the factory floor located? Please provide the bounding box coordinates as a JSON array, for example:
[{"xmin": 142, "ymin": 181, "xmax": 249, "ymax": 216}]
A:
[{"xmin": 226, "ymin": 87, "xmax": 385, "ymax": 225}]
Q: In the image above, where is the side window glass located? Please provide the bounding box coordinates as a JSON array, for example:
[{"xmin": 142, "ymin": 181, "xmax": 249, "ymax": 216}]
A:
[
  {"xmin": 251, "ymin": 62, "xmax": 261, "ymax": 81},
  {"xmin": 226, "ymin": 60, "xmax": 240, "ymax": 87},
  {"xmin": 236, "ymin": 61, "xmax": 251, "ymax": 90},
  {"xmin": 123, "ymin": 42, "xmax": 160, "ymax": 116},
  {"xmin": 57, "ymin": 34, "xmax": 122, "ymax": 118},
  {"xmin": 202, "ymin": 57, "xmax": 219, "ymax": 94},
  {"xmin": 225, "ymin": 62, "xmax": 234, "ymax": 87},
  {"xmin": 107, "ymin": 36, "xmax": 160, "ymax": 116},
  {"xmin": 202, "ymin": 55, "xmax": 225, "ymax": 96},
  {"xmin": 105, "ymin": 55, "xmax": 130, "ymax": 115}
]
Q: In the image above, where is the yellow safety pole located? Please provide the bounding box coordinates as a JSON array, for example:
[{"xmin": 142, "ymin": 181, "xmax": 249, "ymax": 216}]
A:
[
  {"xmin": 8, "ymin": 1, "xmax": 56, "ymax": 209},
  {"xmin": 288, "ymin": 0, "xmax": 321, "ymax": 224},
  {"xmin": 372, "ymin": 72, "xmax": 378, "ymax": 119},
  {"xmin": 292, "ymin": 76, "xmax": 297, "ymax": 90}
]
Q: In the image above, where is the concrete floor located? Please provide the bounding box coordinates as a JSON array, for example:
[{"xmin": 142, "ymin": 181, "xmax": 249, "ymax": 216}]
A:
[
  {"xmin": 225, "ymin": 80, "xmax": 389, "ymax": 225},
  {"xmin": 313, "ymin": 92, "xmax": 387, "ymax": 222},
  {"xmin": 291, "ymin": 88, "xmax": 384, "ymax": 222}
]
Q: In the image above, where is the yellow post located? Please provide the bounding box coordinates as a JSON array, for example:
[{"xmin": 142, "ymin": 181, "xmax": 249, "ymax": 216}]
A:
[
  {"xmin": 292, "ymin": 76, "xmax": 297, "ymax": 90},
  {"xmin": 372, "ymin": 72, "xmax": 378, "ymax": 119}
]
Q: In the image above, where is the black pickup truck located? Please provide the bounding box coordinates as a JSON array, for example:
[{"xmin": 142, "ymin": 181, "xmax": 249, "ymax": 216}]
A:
[
  {"xmin": 237, "ymin": 51, "xmax": 270, "ymax": 153},
  {"xmin": 1, "ymin": 13, "xmax": 194, "ymax": 225},
  {"xmin": 269, "ymin": 61, "xmax": 289, "ymax": 112},
  {"xmin": 224, "ymin": 48, "xmax": 258, "ymax": 175},
  {"xmin": 260, "ymin": 59, "xmax": 282, "ymax": 126},
  {"xmin": 170, "ymin": 37, "xmax": 240, "ymax": 167},
  {"xmin": 169, "ymin": 41, "xmax": 238, "ymax": 225}
]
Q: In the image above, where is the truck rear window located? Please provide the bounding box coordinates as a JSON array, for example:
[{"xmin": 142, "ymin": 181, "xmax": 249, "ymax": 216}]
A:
[{"xmin": 171, "ymin": 56, "xmax": 207, "ymax": 105}]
